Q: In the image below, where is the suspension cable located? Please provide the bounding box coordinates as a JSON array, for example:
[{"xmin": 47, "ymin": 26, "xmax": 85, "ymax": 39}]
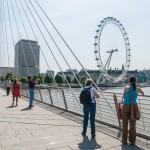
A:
[
  {"xmin": 28, "ymin": 0, "xmax": 106, "ymax": 117},
  {"xmin": 3, "ymin": 0, "xmax": 10, "ymax": 73},
  {"xmin": 19, "ymin": 0, "xmax": 55, "ymax": 82},
  {"xmin": 6, "ymin": 0, "xmax": 19, "ymax": 76},
  {"xmin": 9, "ymin": 0, "xmax": 30, "ymax": 75},
  {"xmin": 1, "ymin": 4, "xmax": 7, "ymax": 75},
  {"xmin": 1, "ymin": 0, "xmax": 5, "ymax": 70},
  {"xmin": 29, "ymin": 0, "xmax": 82, "ymax": 88},
  {"xmin": 24, "ymin": 0, "xmax": 80, "ymax": 109},
  {"xmin": 33, "ymin": 0, "xmax": 115, "ymax": 114},
  {"xmin": 14, "ymin": 0, "xmax": 39, "ymax": 77},
  {"xmin": 17, "ymin": 0, "xmax": 61, "ymax": 105},
  {"xmin": 19, "ymin": 0, "xmax": 62, "ymax": 104},
  {"xmin": 0, "ymin": 0, "xmax": 3, "ymax": 66},
  {"xmin": 34, "ymin": 0, "xmax": 93, "ymax": 83}
]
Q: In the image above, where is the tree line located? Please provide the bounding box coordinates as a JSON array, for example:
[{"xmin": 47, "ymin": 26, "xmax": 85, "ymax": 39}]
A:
[{"xmin": 0, "ymin": 73, "xmax": 94, "ymax": 86}]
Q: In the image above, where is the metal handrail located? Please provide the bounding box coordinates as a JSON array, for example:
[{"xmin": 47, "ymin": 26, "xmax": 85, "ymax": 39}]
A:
[{"xmin": 0, "ymin": 81, "xmax": 150, "ymax": 140}]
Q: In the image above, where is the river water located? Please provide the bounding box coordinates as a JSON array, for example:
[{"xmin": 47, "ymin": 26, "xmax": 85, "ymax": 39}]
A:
[
  {"xmin": 3, "ymin": 82, "xmax": 149, "ymax": 138},
  {"xmin": 104, "ymin": 87, "xmax": 150, "ymax": 96}
]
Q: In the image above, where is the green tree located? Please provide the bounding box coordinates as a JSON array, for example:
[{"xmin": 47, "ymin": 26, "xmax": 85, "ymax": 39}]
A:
[
  {"xmin": 5, "ymin": 73, "xmax": 12, "ymax": 80},
  {"xmin": 55, "ymin": 74, "xmax": 64, "ymax": 86},
  {"xmin": 38, "ymin": 74, "xmax": 44, "ymax": 84},
  {"xmin": 36, "ymin": 79, "xmax": 40, "ymax": 85},
  {"xmin": 0, "ymin": 76, "xmax": 4, "ymax": 81},
  {"xmin": 21, "ymin": 77, "xmax": 28, "ymax": 84},
  {"xmin": 81, "ymin": 76, "xmax": 87, "ymax": 84},
  {"xmin": 65, "ymin": 75, "xmax": 72, "ymax": 84},
  {"xmin": 12, "ymin": 76, "xmax": 21, "ymax": 82},
  {"xmin": 33, "ymin": 74, "xmax": 39, "ymax": 80},
  {"xmin": 44, "ymin": 74, "xmax": 53, "ymax": 85},
  {"xmin": 73, "ymin": 74, "xmax": 80, "ymax": 84}
]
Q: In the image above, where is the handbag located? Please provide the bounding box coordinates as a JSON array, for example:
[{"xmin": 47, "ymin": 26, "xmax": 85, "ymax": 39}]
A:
[{"xmin": 129, "ymin": 87, "xmax": 141, "ymax": 121}]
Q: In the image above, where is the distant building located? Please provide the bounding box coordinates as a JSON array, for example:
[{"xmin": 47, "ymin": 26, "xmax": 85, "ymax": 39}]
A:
[
  {"xmin": 142, "ymin": 69, "xmax": 150, "ymax": 81},
  {"xmin": 79, "ymin": 69, "xmax": 102, "ymax": 80},
  {"xmin": 46, "ymin": 70, "xmax": 54, "ymax": 76},
  {"xmin": 57, "ymin": 69, "xmax": 78, "ymax": 76},
  {"xmin": 66, "ymin": 69, "xmax": 78, "ymax": 74},
  {"xmin": 78, "ymin": 69, "xmax": 139, "ymax": 81},
  {"xmin": 15, "ymin": 39, "xmax": 40, "ymax": 77},
  {"xmin": 137, "ymin": 70, "xmax": 149, "ymax": 83},
  {"xmin": 0, "ymin": 67, "xmax": 15, "ymax": 76},
  {"xmin": 122, "ymin": 64, "xmax": 125, "ymax": 71}
]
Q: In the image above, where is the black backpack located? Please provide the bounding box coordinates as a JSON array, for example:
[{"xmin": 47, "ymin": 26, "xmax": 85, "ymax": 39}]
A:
[{"xmin": 79, "ymin": 87, "xmax": 92, "ymax": 105}]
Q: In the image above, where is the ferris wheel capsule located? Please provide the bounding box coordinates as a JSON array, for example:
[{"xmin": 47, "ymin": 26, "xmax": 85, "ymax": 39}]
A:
[
  {"xmin": 94, "ymin": 36, "xmax": 98, "ymax": 39},
  {"xmin": 94, "ymin": 50, "xmax": 98, "ymax": 53}
]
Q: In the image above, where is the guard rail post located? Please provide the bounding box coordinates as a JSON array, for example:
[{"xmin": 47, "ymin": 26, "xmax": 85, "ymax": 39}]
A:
[
  {"xmin": 48, "ymin": 88, "xmax": 53, "ymax": 105},
  {"xmin": 62, "ymin": 88, "xmax": 68, "ymax": 110},
  {"xmin": 25, "ymin": 85, "xmax": 28, "ymax": 97},
  {"xmin": 38, "ymin": 86, "xmax": 43, "ymax": 102}
]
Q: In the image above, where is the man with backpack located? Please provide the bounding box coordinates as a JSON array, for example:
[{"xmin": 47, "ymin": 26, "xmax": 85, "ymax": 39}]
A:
[{"xmin": 80, "ymin": 79, "xmax": 100, "ymax": 138}]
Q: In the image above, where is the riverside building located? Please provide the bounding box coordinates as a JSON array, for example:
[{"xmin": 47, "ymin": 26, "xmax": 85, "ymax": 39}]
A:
[{"xmin": 15, "ymin": 39, "xmax": 40, "ymax": 77}]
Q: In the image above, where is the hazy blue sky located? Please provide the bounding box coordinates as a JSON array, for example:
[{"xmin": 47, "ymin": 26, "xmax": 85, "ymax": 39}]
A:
[{"xmin": 1, "ymin": 0, "xmax": 150, "ymax": 73}]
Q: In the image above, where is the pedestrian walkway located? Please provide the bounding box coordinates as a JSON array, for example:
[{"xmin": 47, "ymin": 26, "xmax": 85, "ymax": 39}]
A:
[{"xmin": 0, "ymin": 89, "xmax": 144, "ymax": 150}]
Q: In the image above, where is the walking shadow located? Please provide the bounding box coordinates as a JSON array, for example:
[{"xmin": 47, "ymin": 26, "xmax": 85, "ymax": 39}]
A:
[
  {"xmin": 121, "ymin": 144, "xmax": 144, "ymax": 150},
  {"xmin": 20, "ymin": 107, "xmax": 31, "ymax": 111},
  {"xmin": 6, "ymin": 105, "xmax": 16, "ymax": 108},
  {"xmin": 78, "ymin": 136, "xmax": 101, "ymax": 150},
  {"xmin": 2, "ymin": 95, "xmax": 8, "ymax": 97}
]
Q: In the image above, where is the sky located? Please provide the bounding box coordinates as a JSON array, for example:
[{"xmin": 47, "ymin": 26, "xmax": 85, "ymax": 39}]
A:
[{"xmin": 0, "ymin": 0, "xmax": 150, "ymax": 74}]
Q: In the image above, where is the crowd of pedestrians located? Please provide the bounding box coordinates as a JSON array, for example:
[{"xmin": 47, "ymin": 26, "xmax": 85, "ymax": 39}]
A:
[
  {"xmin": 3, "ymin": 76, "xmax": 144, "ymax": 146},
  {"xmin": 4, "ymin": 75, "xmax": 36, "ymax": 108}
]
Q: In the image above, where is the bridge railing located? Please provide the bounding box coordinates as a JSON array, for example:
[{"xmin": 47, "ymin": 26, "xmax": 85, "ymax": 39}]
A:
[
  {"xmin": 0, "ymin": 82, "xmax": 150, "ymax": 140},
  {"xmin": 21, "ymin": 83, "xmax": 150, "ymax": 140}
]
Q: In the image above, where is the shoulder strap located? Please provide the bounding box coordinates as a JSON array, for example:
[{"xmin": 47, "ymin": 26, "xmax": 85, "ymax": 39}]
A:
[
  {"xmin": 89, "ymin": 87, "xmax": 95, "ymax": 100},
  {"xmin": 83, "ymin": 87, "xmax": 92, "ymax": 90}
]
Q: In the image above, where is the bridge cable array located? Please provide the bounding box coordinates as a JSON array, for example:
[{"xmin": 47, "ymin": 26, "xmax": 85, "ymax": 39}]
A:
[{"xmin": 0, "ymin": 0, "xmax": 117, "ymax": 120}]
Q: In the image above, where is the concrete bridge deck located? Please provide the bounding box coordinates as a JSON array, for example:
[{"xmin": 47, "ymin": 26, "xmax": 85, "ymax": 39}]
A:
[{"xmin": 0, "ymin": 89, "xmax": 144, "ymax": 150}]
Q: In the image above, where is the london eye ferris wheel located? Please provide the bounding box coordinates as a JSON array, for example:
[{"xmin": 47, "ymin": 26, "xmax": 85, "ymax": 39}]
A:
[{"xmin": 94, "ymin": 17, "xmax": 131, "ymax": 84}]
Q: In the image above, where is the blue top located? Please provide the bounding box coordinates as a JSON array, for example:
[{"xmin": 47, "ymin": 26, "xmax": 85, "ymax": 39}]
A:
[{"xmin": 123, "ymin": 86, "xmax": 138, "ymax": 105}]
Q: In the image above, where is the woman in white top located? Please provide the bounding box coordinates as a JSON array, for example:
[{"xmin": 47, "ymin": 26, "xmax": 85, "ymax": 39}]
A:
[{"xmin": 5, "ymin": 80, "xmax": 11, "ymax": 96}]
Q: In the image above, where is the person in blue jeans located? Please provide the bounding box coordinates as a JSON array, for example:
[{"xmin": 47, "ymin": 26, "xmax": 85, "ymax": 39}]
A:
[
  {"xmin": 82, "ymin": 79, "xmax": 100, "ymax": 138},
  {"xmin": 28, "ymin": 76, "xmax": 36, "ymax": 108}
]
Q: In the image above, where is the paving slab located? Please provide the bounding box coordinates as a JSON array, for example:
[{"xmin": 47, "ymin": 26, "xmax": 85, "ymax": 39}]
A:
[{"xmin": 0, "ymin": 89, "xmax": 145, "ymax": 150}]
